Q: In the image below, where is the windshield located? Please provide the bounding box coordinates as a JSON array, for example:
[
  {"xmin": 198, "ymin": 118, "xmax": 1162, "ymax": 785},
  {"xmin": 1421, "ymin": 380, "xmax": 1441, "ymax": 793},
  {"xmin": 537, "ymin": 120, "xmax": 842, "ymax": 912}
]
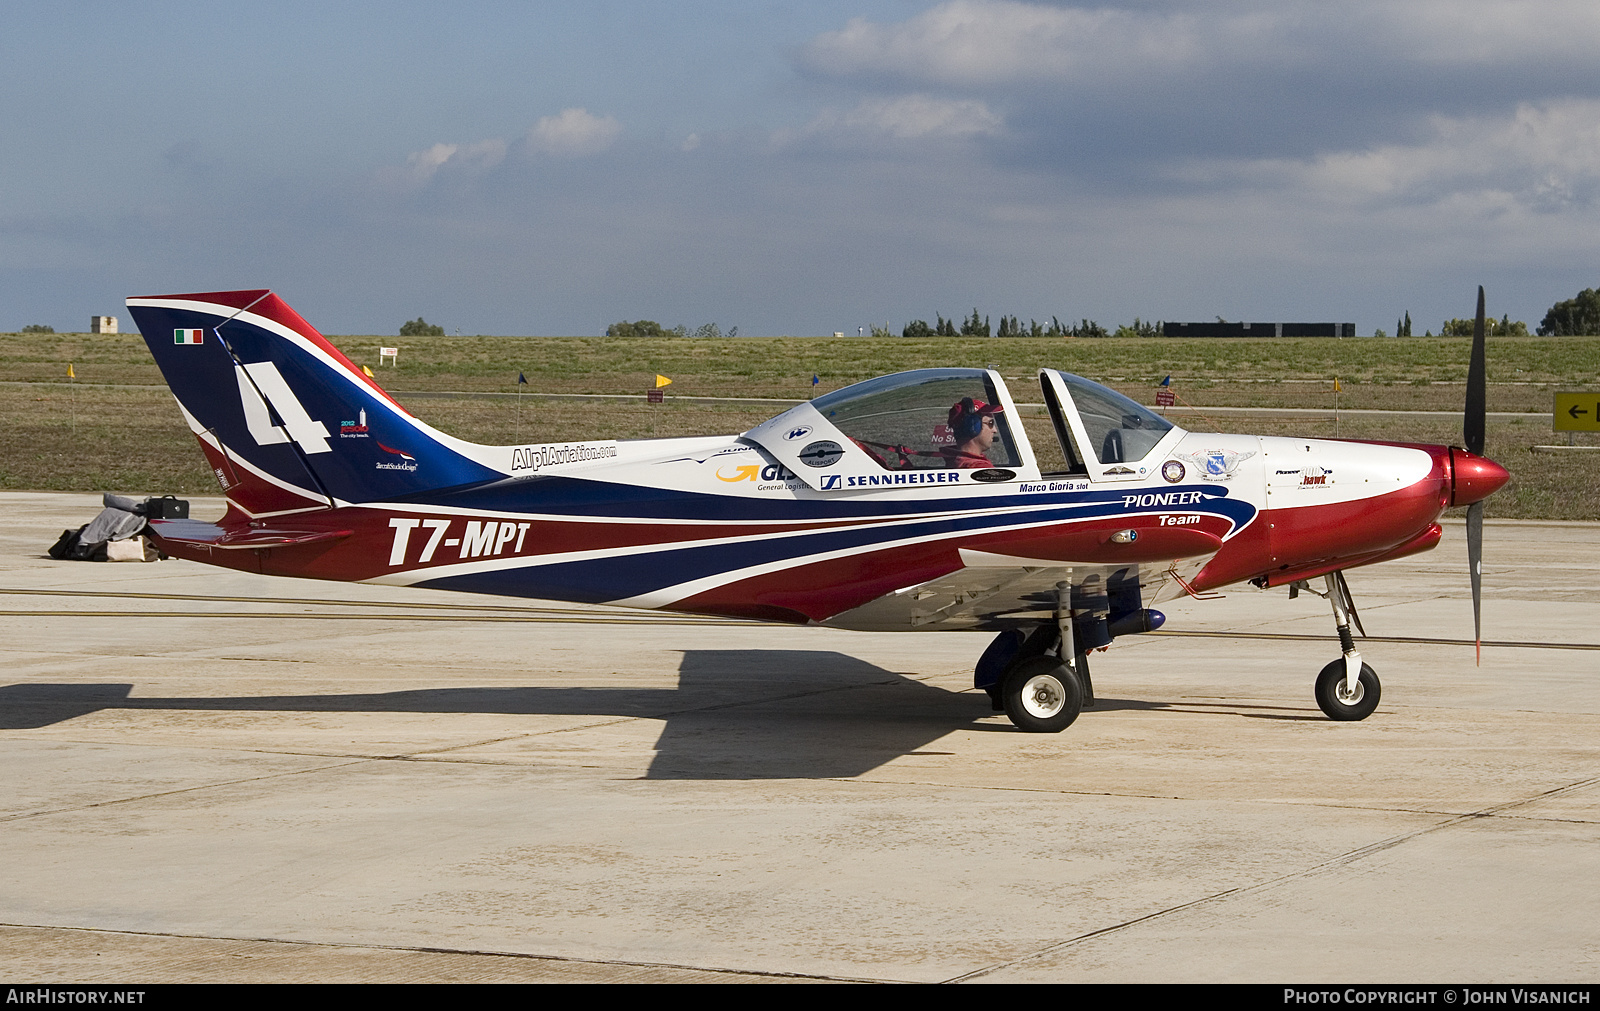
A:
[
  {"xmin": 810, "ymin": 369, "xmax": 1022, "ymax": 470},
  {"xmin": 1049, "ymin": 371, "xmax": 1173, "ymax": 465}
]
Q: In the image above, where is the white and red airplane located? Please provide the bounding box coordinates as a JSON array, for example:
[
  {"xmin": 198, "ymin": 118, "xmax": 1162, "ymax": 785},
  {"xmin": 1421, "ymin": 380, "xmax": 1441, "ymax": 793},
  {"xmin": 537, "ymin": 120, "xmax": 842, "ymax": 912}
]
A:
[{"xmin": 125, "ymin": 289, "xmax": 1508, "ymax": 733}]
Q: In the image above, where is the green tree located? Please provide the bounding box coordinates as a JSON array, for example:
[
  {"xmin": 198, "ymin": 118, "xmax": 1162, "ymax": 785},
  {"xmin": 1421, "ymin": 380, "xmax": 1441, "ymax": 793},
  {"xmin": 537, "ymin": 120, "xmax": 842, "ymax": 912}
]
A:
[
  {"xmin": 607, "ymin": 320, "xmax": 669, "ymax": 338},
  {"xmin": 399, "ymin": 317, "xmax": 444, "ymax": 337},
  {"xmin": 869, "ymin": 323, "xmax": 893, "ymax": 339},
  {"xmin": 1538, "ymin": 287, "xmax": 1600, "ymax": 335},
  {"xmin": 960, "ymin": 309, "xmax": 990, "ymax": 338},
  {"xmin": 1072, "ymin": 319, "xmax": 1109, "ymax": 339},
  {"xmin": 1441, "ymin": 316, "xmax": 1530, "ymax": 338},
  {"xmin": 935, "ymin": 314, "xmax": 957, "ymax": 336},
  {"xmin": 1112, "ymin": 316, "xmax": 1161, "ymax": 339},
  {"xmin": 20, "ymin": 324, "xmax": 54, "ymax": 334},
  {"xmin": 692, "ymin": 323, "xmax": 722, "ymax": 340},
  {"xmin": 902, "ymin": 319, "xmax": 932, "ymax": 338}
]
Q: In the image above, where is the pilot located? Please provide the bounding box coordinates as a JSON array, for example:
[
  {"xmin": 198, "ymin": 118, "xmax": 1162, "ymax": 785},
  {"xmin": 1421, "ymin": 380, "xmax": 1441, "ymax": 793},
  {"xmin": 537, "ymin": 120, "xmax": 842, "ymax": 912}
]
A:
[{"xmin": 944, "ymin": 397, "xmax": 1003, "ymax": 468}]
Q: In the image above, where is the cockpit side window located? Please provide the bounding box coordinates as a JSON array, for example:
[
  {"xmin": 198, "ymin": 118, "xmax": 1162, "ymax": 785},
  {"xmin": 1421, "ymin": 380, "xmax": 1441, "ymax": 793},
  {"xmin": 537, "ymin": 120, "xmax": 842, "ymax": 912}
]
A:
[
  {"xmin": 1052, "ymin": 372, "xmax": 1173, "ymax": 464},
  {"xmin": 1040, "ymin": 375, "xmax": 1089, "ymax": 476},
  {"xmin": 811, "ymin": 369, "xmax": 1022, "ymax": 471}
]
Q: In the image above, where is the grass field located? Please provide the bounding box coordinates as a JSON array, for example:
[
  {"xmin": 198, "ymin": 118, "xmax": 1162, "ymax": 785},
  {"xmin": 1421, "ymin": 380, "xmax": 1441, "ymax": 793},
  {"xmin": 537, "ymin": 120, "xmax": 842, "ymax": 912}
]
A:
[{"xmin": 3, "ymin": 330, "xmax": 1596, "ymax": 519}]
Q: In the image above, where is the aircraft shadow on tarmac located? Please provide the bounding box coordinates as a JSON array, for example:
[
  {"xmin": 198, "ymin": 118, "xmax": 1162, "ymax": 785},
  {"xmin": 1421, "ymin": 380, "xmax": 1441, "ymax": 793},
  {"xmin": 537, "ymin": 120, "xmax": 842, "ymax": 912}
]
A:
[
  {"xmin": 0, "ymin": 650, "xmax": 1322, "ymax": 775},
  {"xmin": 0, "ymin": 650, "xmax": 1153, "ymax": 779}
]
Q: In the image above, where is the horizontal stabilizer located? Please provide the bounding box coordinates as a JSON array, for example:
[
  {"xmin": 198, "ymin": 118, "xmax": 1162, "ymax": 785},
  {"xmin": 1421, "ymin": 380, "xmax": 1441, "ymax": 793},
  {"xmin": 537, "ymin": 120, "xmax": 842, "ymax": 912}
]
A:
[{"xmin": 151, "ymin": 518, "xmax": 352, "ymax": 551}]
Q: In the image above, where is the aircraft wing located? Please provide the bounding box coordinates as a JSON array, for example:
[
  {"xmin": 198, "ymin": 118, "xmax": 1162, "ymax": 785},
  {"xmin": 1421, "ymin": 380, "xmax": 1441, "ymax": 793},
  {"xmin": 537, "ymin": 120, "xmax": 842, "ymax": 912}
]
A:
[{"xmin": 820, "ymin": 549, "xmax": 1205, "ymax": 633}]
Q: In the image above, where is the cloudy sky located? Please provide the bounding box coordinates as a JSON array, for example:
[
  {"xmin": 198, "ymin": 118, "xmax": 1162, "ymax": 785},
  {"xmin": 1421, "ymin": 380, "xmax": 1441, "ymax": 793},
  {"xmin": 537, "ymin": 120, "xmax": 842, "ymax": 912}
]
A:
[{"xmin": 5, "ymin": 1, "xmax": 1600, "ymax": 335}]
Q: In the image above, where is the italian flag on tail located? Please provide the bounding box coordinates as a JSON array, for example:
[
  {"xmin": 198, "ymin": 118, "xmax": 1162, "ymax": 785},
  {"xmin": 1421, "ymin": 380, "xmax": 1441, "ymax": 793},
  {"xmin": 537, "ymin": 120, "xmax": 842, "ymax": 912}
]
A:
[{"xmin": 174, "ymin": 329, "xmax": 204, "ymax": 344}]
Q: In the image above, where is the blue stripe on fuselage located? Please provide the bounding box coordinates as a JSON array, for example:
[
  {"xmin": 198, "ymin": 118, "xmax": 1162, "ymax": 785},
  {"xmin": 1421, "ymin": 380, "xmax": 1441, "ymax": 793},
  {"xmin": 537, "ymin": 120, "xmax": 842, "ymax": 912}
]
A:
[{"xmin": 410, "ymin": 482, "xmax": 1255, "ymax": 602}]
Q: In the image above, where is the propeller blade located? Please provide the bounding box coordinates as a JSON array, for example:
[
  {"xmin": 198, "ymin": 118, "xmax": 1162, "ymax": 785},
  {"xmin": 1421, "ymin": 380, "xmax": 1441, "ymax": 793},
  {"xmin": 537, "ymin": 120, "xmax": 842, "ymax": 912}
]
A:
[
  {"xmin": 1465, "ymin": 285, "xmax": 1487, "ymax": 456},
  {"xmin": 1468, "ymin": 499, "xmax": 1483, "ymax": 666},
  {"xmin": 1335, "ymin": 570, "xmax": 1366, "ymax": 638}
]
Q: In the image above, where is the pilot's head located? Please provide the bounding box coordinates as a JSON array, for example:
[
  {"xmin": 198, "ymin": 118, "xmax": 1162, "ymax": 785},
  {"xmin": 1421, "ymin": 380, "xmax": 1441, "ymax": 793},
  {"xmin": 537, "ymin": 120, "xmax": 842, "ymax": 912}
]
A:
[{"xmin": 949, "ymin": 397, "xmax": 1003, "ymax": 443}]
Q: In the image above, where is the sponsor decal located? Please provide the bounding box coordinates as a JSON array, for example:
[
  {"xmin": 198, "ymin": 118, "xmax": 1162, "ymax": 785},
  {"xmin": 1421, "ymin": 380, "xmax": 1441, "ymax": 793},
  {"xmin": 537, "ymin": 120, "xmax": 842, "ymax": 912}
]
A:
[
  {"xmin": 798, "ymin": 440, "xmax": 844, "ymax": 468},
  {"xmin": 1180, "ymin": 448, "xmax": 1256, "ymax": 482},
  {"xmin": 843, "ymin": 472, "xmax": 962, "ymax": 488},
  {"xmin": 1105, "ymin": 466, "xmax": 1135, "ymax": 475},
  {"xmin": 719, "ymin": 460, "xmax": 803, "ymax": 487},
  {"xmin": 783, "ymin": 425, "xmax": 813, "ymax": 441},
  {"xmin": 820, "ymin": 474, "xmax": 843, "ymax": 490},
  {"xmin": 1299, "ymin": 465, "xmax": 1333, "ymax": 487},
  {"xmin": 509, "ymin": 441, "xmax": 620, "ymax": 473},
  {"xmin": 376, "ymin": 442, "xmax": 418, "ymax": 472},
  {"xmin": 1162, "ymin": 460, "xmax": 1185, "ymax": 483},
  {"xmin": 1122, "ymin": 490, "xmax": 1205, "ymax": 509},
  {"xmin": 174, "ymin": 329, "xmax": 204, "ymax": 344},
  {"xmin": 969, "ymin": 468, "xmax": 1015, "ymax": 482},
  {"xmin": 1160, "ymin": 514, "xmax": 1203, "ymax": 526},
  {"xmin": 1274, "ymin": 468, "xmax": 1302, "ymax": 476},
  {"xmin": 340, "ymin": 408, "xmax": 370, "ymax": 438}
]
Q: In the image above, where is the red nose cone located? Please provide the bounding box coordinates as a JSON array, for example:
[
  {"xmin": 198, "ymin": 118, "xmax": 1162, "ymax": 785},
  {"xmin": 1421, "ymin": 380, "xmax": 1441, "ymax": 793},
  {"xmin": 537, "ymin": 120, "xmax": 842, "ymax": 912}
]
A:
[{"xmin": 1452, "ymin": 450, "xmax": 1510, "ymax": 506}]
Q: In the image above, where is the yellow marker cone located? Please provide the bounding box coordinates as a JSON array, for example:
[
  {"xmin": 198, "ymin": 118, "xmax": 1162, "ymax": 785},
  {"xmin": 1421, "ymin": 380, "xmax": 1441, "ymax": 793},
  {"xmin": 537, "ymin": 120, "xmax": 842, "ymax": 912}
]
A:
[
  {"xmin": 655, "ymin": 374, "xmax": 673, "ymax": 388},
  {"xmin": 67, "ymin": 363, "xmax": 75, "ymax": 379},
  {"xmin": 362, "ymin": 365, "xmax": 374, "ymax": 377}
]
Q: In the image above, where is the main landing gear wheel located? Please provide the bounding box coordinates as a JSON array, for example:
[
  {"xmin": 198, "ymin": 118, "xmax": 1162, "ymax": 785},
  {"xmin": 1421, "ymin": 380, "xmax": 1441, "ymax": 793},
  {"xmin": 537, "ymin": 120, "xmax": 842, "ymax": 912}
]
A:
[
  {"xmin": 1314, "ymin": 659, "xmax": 1381, "ymax": 721},
  {"xmin": 1001, "ymin": 656, "xmax": 1084, "ymax": 733}
]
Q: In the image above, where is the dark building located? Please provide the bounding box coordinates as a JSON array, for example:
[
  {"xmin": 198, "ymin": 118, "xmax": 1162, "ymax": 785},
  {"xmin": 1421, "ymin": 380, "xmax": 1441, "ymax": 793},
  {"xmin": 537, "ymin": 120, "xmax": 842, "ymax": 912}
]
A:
[{"xmin": 1163, "ymin": 322, "xmax": 1356, "ymax": 338}]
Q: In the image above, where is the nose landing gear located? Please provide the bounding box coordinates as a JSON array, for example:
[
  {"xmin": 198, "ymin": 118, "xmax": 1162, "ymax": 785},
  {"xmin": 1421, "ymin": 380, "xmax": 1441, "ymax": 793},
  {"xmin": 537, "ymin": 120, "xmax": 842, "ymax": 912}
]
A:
[{"xmin": 1313, "ymin": 571, "xmax": 1382, "ymax": 721}]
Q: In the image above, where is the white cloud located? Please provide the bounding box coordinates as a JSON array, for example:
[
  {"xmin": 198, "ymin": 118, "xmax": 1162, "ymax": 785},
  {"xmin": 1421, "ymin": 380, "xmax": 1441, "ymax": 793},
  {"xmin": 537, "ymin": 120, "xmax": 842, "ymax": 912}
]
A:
[
  {"xmin": 382, "ymin": 138, "xmax": 508, "ymax": 191},
  {"xmin": 803, "ymin": 1, "xmax": 1238, "ymax": 87},
  {"xmin": 525, "ymin": 107, "xmax": 622, "ymax": 157},
  {"xmin": 801, "ymin": 1, "xmax": 1600, "ymax": 88},
  {"xmin": 1188, "ymin": 99, "xmax": 1600, "ymax": 212},
  {"xmin": 786, "ymin": 94, "xmax": 1004, "ymax": 145}
]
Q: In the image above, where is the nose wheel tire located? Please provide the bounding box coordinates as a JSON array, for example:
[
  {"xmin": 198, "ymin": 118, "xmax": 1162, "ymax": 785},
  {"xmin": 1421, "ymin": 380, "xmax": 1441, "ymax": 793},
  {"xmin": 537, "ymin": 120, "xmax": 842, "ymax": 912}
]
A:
[
  {"xmin": 1314, "ymin": 660, "xmax": 1381, "ymax": 721},
  {"xmin": 1001, "ymin": 656, "xmax": 1084, "ymax": 733}
]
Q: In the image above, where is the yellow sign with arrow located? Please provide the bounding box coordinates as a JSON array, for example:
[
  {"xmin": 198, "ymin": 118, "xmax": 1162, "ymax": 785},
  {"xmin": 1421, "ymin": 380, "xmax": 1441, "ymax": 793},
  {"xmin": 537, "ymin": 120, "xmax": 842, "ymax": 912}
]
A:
[{"xmin": 1554, "ymin": 392, "xmax": 1600, "ymax": 432}]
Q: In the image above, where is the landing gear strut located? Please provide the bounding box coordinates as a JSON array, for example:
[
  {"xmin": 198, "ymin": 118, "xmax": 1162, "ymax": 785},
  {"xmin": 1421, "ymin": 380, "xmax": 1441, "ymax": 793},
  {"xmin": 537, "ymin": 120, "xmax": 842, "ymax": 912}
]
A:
[{"xmin": 1315, "ymin": 571, "xmax": 1381, "ymax": 721}]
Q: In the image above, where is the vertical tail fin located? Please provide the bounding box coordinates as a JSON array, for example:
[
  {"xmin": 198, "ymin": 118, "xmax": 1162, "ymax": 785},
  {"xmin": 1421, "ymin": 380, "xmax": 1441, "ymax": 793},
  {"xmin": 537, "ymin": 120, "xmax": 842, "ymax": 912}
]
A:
[{"xmin": 127, "ymin": 290, "xmax": 504, "ymax": 515}]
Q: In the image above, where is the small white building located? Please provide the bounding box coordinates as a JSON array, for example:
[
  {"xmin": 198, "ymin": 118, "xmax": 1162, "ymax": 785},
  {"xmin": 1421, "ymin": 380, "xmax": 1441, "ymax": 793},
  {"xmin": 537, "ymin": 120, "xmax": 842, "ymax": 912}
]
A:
[{"xmin": 90, "ymin": 316, "xmax": 117, "ymax": 334}]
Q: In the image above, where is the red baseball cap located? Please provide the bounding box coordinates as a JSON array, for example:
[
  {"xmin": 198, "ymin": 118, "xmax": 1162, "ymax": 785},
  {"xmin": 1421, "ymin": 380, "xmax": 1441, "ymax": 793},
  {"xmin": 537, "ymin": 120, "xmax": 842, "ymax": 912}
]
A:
[{"xmin": 948, "ymin": 397, "xmax": 1003, "ymax": 426}]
